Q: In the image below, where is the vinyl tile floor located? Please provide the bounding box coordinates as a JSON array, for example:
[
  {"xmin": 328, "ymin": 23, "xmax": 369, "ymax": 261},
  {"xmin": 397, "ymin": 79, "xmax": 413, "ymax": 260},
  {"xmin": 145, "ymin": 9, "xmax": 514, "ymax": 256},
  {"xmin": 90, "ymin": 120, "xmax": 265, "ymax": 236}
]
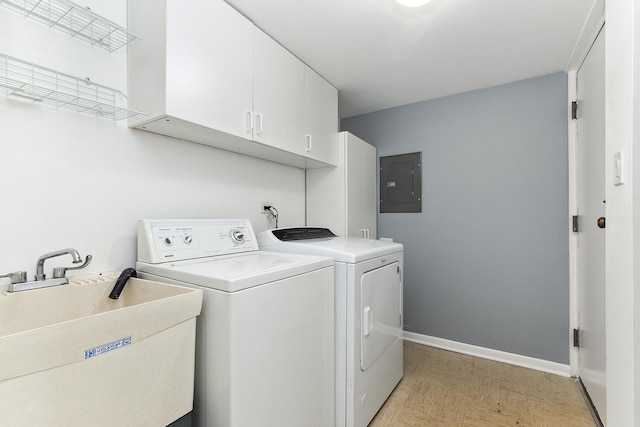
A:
[{"xmin": 369, "ymin": 341, "xmax": 595, "ymax": 427}]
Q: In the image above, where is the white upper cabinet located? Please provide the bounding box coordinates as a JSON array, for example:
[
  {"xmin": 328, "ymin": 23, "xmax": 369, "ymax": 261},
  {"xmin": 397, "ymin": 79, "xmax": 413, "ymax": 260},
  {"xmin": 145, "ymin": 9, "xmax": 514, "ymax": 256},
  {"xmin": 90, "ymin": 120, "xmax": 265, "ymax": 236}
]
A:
[
  {"xmin": 128, "ymin": 0, "xmax": 253, "ymax": 137},
  {"xmin": 304, "ymin": 67, "xmax": 338, "ymax": 166},
  {"xmin": 164, "ymin": 0, "xmax": 253, "ymax": 139},
  {"xmin": 128, "ymin": 0, "xmax": 337, "ymax": 169},
  {"xmin": 252, "ymin": 28, "xmax": 305, "ymax": 155}
]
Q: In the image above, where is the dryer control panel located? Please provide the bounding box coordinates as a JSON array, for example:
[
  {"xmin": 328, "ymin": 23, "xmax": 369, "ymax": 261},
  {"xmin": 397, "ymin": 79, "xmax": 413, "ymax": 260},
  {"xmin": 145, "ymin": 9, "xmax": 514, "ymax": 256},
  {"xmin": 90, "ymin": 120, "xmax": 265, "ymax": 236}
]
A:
[
  {"xmin": 138, "ymin": 219, "xmax": 259, "ymax": 264},
  {"xmin": 271, "ymin": 227, "xmax": 337, "ymax": 241}
]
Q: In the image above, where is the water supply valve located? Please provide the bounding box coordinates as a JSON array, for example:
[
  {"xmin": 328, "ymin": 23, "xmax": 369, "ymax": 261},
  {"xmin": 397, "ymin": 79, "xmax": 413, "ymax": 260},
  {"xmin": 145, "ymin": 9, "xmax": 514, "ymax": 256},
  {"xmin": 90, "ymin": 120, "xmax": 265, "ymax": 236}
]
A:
[{"xmin": 0, "ymin": 271, "xmax": 27, "ymax": 284}]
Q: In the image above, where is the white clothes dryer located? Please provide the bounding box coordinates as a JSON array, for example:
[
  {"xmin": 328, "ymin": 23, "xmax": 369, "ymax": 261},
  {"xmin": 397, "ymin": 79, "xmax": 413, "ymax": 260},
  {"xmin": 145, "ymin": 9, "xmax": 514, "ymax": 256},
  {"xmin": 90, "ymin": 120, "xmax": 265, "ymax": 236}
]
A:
[
  {"xmin": 136, "ymin": 219, "xmax": 335, "ymax": 427},
  {"xmin": 257, "ymin": 227, "xmax": 403, "ymax": 427}
]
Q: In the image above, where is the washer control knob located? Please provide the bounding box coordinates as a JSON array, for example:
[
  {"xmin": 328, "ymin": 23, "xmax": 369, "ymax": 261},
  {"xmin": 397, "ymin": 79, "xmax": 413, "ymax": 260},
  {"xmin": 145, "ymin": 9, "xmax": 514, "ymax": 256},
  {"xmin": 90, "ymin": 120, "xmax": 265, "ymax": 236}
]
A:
[
  {"xmin": 230, "ymin": 229, "xmax": 245, "ymax": 243},
  {"xmin": 183, "ymin": 235, "xmax": 194, "ymax": 244},
  {"xmin": 163, "ymin": 237, "xmax": 173, "ymax": 246}
]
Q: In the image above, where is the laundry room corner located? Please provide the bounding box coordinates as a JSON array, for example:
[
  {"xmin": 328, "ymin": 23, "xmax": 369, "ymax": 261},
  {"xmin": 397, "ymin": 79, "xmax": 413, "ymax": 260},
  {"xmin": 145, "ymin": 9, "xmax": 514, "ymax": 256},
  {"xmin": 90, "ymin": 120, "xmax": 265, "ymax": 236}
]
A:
[{"xmin": 342, "ymin": 73, "xmax": 570, "ymax": 366}]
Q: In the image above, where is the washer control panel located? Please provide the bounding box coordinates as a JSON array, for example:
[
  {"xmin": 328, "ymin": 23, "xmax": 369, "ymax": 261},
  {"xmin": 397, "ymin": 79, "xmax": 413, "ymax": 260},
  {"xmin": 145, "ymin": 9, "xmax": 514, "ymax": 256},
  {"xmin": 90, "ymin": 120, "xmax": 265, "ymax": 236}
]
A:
[{"xmin": 138, "ymin": 219, "xmax": 259, "ymax": 263}]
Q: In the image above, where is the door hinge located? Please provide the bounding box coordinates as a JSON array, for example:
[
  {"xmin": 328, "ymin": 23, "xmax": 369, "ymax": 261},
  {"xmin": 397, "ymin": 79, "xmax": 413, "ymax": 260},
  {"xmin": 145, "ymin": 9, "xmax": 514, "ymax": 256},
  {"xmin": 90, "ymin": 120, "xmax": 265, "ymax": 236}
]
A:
[
  {"xmin": 571, "ymin": 101, "xmax": 578, "ymax": 120},
  {"xmin": 573, "ymin": 328, "xmax": 580, "ymax": 347},
  {"xmin": 572, "ymin": 215, "xmax": 579, "ymax": 232}
]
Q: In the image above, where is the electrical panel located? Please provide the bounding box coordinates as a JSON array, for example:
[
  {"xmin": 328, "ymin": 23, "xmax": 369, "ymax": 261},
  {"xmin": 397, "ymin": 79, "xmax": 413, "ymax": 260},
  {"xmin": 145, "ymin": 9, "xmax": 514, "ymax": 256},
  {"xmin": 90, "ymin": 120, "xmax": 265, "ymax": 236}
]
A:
[{"xmin": 379, "ymin": 152, "xmax": 422, "ymax": 213}]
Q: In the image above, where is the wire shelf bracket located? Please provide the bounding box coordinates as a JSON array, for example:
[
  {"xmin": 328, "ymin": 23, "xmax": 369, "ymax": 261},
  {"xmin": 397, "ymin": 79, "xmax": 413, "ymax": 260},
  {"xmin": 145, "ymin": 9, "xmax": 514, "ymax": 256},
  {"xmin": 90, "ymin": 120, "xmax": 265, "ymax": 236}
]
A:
[
  {"xmin": 0, "ymin": 0, "xmax": 140, "ymax": 52},
  {"xmin": 0, "ymin": 54, "xmax": 145, "ymax": 120}
]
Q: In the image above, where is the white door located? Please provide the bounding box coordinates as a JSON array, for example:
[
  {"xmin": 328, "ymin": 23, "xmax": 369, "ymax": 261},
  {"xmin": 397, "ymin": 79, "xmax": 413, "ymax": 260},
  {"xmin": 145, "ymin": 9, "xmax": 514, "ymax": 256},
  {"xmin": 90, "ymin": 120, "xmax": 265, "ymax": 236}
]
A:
[{"xmin": 576, "ymin": 26, "xmax": 606, "ymax": 422}]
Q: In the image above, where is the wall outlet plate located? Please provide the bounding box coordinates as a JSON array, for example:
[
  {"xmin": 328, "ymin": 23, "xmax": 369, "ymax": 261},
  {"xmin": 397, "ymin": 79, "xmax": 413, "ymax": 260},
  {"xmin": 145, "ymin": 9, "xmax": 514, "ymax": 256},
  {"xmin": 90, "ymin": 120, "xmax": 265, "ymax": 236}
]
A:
[{"xmin": 260, "ymin": 202, "xmax": 273, "ymax": 213}]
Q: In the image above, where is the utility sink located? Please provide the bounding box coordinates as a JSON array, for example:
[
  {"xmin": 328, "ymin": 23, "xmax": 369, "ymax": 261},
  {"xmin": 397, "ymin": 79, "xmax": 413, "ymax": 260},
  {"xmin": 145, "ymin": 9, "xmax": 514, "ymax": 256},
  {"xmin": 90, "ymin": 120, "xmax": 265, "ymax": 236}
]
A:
[{"xmin": 0, "ymin": 273, "xmax": 203, "ymax": 427}]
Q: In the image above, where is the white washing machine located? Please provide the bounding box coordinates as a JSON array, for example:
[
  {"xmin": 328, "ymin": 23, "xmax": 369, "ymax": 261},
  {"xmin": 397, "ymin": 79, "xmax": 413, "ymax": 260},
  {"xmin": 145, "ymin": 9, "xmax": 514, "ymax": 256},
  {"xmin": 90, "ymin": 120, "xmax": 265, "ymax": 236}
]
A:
[
  {"xmin": 257, "ymin": 227, "xmax": 403, "ymax": 427},
  {"xmin": 136, "ymin": 219, "xmax": 335, "ymax": 427}
]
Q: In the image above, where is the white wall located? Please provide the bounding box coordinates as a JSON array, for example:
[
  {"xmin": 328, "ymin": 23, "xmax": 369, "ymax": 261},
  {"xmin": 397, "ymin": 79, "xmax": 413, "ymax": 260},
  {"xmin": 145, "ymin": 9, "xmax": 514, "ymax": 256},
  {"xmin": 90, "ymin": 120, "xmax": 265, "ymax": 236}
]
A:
[{"xmin": 0, "ymin": 1, "xmax": 305, "ymax": 286}]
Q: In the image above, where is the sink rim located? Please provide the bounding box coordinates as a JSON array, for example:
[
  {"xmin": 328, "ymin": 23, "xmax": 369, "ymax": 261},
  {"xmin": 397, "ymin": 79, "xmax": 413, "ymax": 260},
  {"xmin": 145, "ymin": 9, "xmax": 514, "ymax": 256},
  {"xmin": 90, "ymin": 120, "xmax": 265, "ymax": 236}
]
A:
[{"xmin": 0, "ymin": 273, "xmax": 203, "ymax": 383}]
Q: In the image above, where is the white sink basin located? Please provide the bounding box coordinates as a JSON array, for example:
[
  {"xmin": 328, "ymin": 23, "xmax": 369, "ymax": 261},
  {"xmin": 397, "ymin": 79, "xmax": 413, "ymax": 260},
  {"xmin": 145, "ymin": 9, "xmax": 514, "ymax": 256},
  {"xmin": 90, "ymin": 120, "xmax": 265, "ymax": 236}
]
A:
[{"xmin": 0, "ymin": 272, "xmax": 203, "ymax": 426}]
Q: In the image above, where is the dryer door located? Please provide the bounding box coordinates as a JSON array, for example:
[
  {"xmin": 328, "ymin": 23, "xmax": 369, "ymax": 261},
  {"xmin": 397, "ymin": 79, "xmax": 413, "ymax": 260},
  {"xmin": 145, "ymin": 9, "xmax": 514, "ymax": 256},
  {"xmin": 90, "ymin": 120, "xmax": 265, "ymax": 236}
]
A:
[{"xmin": 360, "ymin": 262, "xmax": 401, "ymax": 370}]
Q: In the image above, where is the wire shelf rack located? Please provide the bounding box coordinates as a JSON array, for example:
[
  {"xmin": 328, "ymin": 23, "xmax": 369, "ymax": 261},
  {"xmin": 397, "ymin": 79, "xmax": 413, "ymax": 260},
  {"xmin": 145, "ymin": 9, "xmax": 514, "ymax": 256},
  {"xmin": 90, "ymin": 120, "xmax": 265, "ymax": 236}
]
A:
[
  {"xmin": 0, "ymin": 54, "xmax": 144, "ymax": 120},
  {"xmin": 0, "ymin": 0, "xmax": 139, "ymax": 52}
]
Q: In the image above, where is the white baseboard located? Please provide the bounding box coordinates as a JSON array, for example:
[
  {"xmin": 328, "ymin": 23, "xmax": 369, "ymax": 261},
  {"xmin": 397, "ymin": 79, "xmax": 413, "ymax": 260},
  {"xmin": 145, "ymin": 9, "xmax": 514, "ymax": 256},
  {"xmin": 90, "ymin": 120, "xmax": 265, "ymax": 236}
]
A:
[{"xmin": 403, "ymin": 331, "xmax": 571, "ymax": 377}]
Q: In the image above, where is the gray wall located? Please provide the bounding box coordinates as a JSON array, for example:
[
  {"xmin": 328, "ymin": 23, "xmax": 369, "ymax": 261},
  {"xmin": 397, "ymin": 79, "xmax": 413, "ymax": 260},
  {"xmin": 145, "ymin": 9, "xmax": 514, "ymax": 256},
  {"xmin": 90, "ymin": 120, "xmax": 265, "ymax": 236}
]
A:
[{"xmin": 341, "ymin": 72, "xmax": 569, "ymax": 364}]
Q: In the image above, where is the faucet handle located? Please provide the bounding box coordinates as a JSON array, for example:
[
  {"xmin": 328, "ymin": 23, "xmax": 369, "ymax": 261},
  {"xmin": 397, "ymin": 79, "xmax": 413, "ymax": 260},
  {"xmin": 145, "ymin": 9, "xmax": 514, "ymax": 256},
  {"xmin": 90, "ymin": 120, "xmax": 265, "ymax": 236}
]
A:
[
  {"xmin": 52, "ymin": 255, "xmax": 93, "ymax": 279},
  {"xmin": 0, "ymin": 271, "xmax": 27, "ymax": 284}
]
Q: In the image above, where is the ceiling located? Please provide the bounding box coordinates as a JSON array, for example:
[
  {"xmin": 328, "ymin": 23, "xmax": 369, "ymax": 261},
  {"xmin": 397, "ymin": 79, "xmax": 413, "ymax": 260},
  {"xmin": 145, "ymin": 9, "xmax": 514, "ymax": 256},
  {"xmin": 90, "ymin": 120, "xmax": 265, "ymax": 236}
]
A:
[{"xmin": 224, "ymin": 0, "xmax": 597, "ymax": 119}]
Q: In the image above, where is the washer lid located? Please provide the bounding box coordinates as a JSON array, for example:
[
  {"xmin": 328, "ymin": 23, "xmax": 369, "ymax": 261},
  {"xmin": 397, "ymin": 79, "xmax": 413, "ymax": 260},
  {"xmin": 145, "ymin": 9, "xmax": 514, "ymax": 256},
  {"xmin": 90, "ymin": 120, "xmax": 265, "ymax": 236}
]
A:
[
  {"xmin": 136, "ymin": 251, "xmax": 332, "ymax": 292},
  {"xmin": 257, "ymin": 229, "xmax": 403, "ymax": 263}
]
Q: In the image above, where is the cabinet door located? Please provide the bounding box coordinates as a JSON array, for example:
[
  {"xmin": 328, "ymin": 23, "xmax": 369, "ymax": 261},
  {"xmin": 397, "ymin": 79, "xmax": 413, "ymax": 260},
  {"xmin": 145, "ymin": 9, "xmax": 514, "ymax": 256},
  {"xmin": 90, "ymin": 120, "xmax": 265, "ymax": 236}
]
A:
[
  {"xmin": 346, "ymin": 134, "xmax": 377, "ymax": 238},
  {"xmin": 303, "ymin": 66, "xmax": 338, "ymax": 165},
  {"xmin": 165, "ymin": 0, "xmax": 253, "ymax": 139},
  {"xmin": 252, "ymin": 28, "xmax": 304, "ymax": 154},
  {"xmin": 305, "ymin": 144, "xmax": 347, "ymax": 234}
]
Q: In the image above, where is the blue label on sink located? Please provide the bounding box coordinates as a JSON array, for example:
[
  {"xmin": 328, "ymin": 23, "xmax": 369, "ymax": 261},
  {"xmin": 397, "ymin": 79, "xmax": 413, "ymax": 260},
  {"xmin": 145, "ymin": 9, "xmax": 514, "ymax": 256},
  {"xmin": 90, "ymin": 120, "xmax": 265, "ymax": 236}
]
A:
[{"xmin": 84, "ymin": 337, "xmax": 132, "ymax": 359}]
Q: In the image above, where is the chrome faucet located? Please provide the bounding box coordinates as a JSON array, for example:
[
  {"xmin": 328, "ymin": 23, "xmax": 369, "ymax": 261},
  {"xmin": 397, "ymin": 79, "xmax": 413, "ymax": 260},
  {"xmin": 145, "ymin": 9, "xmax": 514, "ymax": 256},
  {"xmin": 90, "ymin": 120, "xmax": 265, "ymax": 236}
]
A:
[
  {"xmin": 36, "ymin": 248, "xmax": 83, "ymax": 280},
  {"xmin": 1, "ymin": 248, "xmax": 92, "ymax": 292}
]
